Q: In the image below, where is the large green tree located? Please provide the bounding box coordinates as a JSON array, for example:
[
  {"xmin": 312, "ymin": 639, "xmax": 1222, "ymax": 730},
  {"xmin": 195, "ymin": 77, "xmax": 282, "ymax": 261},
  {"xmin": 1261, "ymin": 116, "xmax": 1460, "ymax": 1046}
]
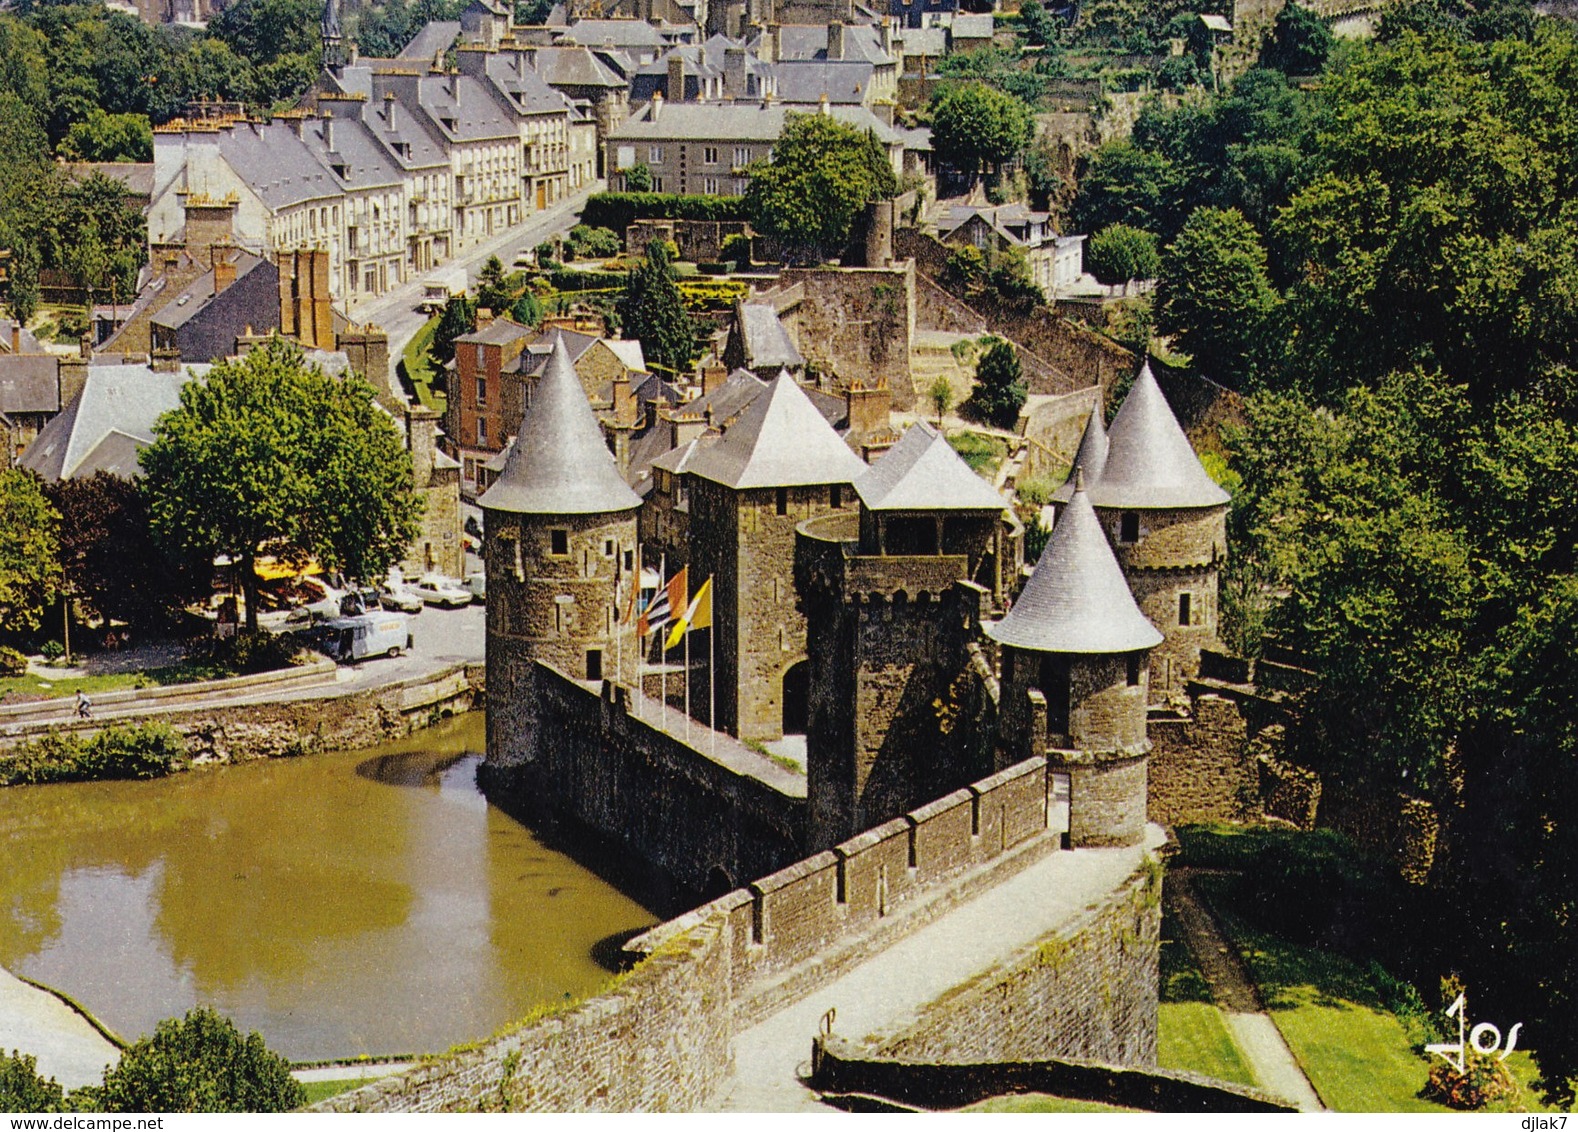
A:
[
  {"xmin": 963, "ymin": 339, "xmax": 1026, "ymax": 429},
  {"xmin": 616, "ymin": 241, "xmax": 700, "ymax": 375},
  {"xmin": 96, "ymin": 1007, "xmax": 304, "ymax": 1113},
  {"xmin": 744, "ymin": 112, "xmax": 898, "ymax": 263},
  {"xmin": 927, "ymin": 81, "xmax": 1034, "ymax": 183},
  {"xmin": 1085, "ymin": 223, "xmax": 1161, "ymax": 290},
  {"xmin": 0, "ymin": 468, "xmax": 61, "ymax": 636},
  {"xmin": 140, "ymin": 339, "xmax": 421, "ymax": 632},
  {"xmin": 1157, "ymin": 206, "xmax": 1279, "ymax": 385}
]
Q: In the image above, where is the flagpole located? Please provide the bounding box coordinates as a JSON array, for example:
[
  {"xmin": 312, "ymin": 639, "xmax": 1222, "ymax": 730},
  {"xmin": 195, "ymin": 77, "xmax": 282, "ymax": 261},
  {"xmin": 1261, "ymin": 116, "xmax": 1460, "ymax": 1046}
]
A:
[
  {"xmin": 709, "ymin": 622, "xmax": 716, "ymax": 758},
  {"xmin": 684, "ymin": 616, "xmax": 691, "ymax": 744},
  {"xmin": 660, "ymin": 552, "xmax": 668, "ymax": 730}
]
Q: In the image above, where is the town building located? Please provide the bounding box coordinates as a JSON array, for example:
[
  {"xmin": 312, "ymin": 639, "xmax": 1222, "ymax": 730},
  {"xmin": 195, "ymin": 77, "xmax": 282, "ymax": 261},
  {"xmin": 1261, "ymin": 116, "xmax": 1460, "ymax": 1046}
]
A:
[{"xmin": 939, "ymin": 201, "xmax": 1087, "ymax": 300}]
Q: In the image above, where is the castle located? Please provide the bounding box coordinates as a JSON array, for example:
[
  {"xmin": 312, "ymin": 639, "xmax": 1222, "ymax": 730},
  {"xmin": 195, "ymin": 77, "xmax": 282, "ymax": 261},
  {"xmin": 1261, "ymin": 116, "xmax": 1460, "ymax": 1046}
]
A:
[{"xmin": 479, "ymin": 332, "xmax": 1228, "ymax": 894}]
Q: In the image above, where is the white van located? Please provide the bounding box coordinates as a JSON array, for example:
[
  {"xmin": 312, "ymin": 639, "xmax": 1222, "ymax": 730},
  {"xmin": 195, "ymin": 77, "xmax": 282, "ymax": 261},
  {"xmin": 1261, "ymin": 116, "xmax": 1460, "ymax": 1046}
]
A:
[{"xmin": 323, "ymin": 612, "xmax": 413, "ymax": 662}]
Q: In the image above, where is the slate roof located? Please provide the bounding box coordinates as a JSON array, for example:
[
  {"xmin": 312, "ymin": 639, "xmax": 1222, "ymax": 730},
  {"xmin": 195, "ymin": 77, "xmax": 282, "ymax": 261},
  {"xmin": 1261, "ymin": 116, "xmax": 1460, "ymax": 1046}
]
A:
[
  {"xmin": 685, "ymin": 369, "xmax": 767, "ymax": 427},
  {"xmin": 399, "ymin": 20, "xmax": 462, "ymax": 58},
  {"xmin": 1052, "ymin": 401, "xmax": 1108, "ymax": 503},
  {"xmin": 456, "ymin": 316, "xmax": 531, "ymax": 347},
  {"xmin": 949, "ymin": 12, "xmax": 994, "ymax": 39},
  {"xmin": 0, "ymin": 357, "xmax": 60, "ymax": 415},
  {"xmin": 479, "ymin": 52, "xmax": 578, "ymax": 114},
  {"xmin": 771, "ymin": 60, "xmax": 875, "ymax": 103},
  {"xmin": 478, "ymin": 333, "xmax": 642, "ymax": 514},
  {"xmin": 735, "ymin": 303, "xmax": 803, "ymax": 370},
  {"xmin": 530, "ymin": 45, "xmax": 628, "ymax": 87},
  {"xmin": 856, "ymin": 420, "xmax": 1006, "ymax": 511},
  {"xmin": 986, "ymin": 477, "xmax": 1162, "ymax": 654},
  {"xmin": 19, "ymin": 364, "xmax": 211, "ymax": 482},
  {"xmin": 414, "ymin": 72, "xmax": 518, "ymax": 142},
  {"xmin": 1087, "ymin": 362, "xmax": 1229, "ymax": 510},
  {"xmin": 895, "ymin": 26, "xmax": 946, "ymax": 56},
  {"xmin": 561, "ymin": 18, "xmax": 666, "ymax": 47},
  {"xmin": 685, "ymin": 372, "xmax": 867, "ymax": 489},
  {"xmin": 610, "ymin": 100, "xmax": 903, "ymax": 145},
  {"xmin": 214, "ymin": 121, "xmax": 347, "ymax": 210},
  {"xmin": 151, "ymin": 251, "xmax": 270, "ymax": 332},
  {"xmin": 0, "ymin": 319, "xmax": 46, "ymax": 356},
  {"xmin": 299, "ymin": 111, "xmax": 406, "ymax": 189},
  {"xmin": 766, "ymin": 23, "xmax": 894, "ymax": 65}
]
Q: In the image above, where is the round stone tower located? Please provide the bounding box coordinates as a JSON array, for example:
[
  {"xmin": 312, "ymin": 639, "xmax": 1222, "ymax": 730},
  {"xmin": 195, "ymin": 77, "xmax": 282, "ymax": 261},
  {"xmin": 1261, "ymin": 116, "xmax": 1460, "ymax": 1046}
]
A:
[
  {"xmin": 479, "ymin": 332, "xmax": 642, "ymax": 771},
  {"xmin": 1078, "ymin": 363, "xmax": 1229, "ymax": 703},
  {"xmin": 987, "ymin": 473, "xmax": 1162, "ymax": 847}
]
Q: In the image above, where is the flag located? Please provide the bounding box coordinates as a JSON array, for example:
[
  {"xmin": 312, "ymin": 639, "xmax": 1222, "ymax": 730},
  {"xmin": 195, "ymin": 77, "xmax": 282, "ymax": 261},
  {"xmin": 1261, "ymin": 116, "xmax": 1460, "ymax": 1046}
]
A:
[
  {"xmin": 619, "ymin": 570, "xmax": 638, "ymax": 625},
  {"xmin": 664, "ymin": 577, "xmax": 712, "ymax": 651},
  {"xmin": 639, "ymin": 566, "xmax": 687, "ymax": 638}
]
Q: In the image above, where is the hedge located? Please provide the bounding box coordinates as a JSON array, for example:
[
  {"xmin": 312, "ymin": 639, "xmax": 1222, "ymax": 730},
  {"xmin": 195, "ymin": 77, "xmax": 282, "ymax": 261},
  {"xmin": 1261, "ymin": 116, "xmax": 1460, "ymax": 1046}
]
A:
[{"xmin": 581, "ymin": 192, "xmax": 751, "ymax": 234}]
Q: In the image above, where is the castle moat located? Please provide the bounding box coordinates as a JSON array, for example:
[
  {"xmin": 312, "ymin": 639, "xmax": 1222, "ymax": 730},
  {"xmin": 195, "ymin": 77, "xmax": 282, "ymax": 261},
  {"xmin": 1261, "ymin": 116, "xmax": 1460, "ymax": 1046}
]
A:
[{"xmin": 0, "ymin": 712, "xmax": 657, "ymax": 1062}]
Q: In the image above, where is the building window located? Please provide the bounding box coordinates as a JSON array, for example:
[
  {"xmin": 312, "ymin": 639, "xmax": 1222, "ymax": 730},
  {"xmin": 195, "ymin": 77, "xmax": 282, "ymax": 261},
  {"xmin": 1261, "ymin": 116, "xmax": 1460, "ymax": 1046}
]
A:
[
  {"xmin": 624, "ymin": 549, "xmax": 634, "ymax": 572},
  {"xmin": 476, "ymin": 344, "xmax": 485, "ymax": 367},
  {"xmin": 604, "ymin": 538, "xmax": 615, "ymax": 557},
  {"xmin": 550, "ymin": 529, "xmax": 569, "ymax": 555},
  {"xmin": 830, "ymin": 484, "xmax": 842, "ymax": 508},
  {"xmin": 1119, "ymin": 512, "xmax": 1139, "ymax": 543},
  {"xmin": 1179, "ymin": 592, "xmax": 1192, "ymax": 626},
  {"xmin": 586, "ymin": 648, "xmax": 603, "ymax": 681},
  {"xmin": 703, "ymin": 176, "xmax": 719, "ymax": 195},
  {"xmin": 733, "ymin": 145, "xmax": 750, "ymax": 167},
  {"xmin": 703, "ymin": 145, "xmax": 718, "ymax": 164},
  {"xmin": 1127, "ymin": 654, "xmax": 1141, "ymax": 687},
  {"xmin": 651, "ymin": 175, "xmax": 665, "ymax": 192},
  {"xmin": 476, "ymin": 418, "xmax": 487, "ymax": 445},
  {"xmin": 1039, "ymin": 655, "xmax": 1071, "ymax": 734},
  {"xmin": 775, "ymin": 487, "xmax": 788, "ymax": 516},
  {"xmin": 475, "ymin": 377, "xmax": 487, "ymax": 405},
  {"xmin": 648, "ymin": 144, "xmax": 664, "ymax": 163}
]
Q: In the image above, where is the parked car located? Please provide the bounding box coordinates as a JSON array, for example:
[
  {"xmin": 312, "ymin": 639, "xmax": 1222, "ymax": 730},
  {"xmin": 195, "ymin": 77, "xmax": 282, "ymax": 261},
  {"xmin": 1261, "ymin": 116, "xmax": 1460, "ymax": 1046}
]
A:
[
  {"xmin": 466, "ymin": 571, "xmax": 486, "ymax": 603},
  {"xmin": 411, "ymin": 573, "xmax": 471, "ymax": 608},
  {"xmin": 376, "ymin": 582, "xmax": 424, "ymax": 614},
  {"xmin": 322, "ymin": 612, "xmax": 413, "ymax": 662}
]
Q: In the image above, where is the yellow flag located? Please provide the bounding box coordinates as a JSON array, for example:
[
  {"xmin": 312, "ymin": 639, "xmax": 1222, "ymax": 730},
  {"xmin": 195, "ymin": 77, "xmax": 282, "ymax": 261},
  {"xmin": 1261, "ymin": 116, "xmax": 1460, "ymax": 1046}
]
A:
[{"xmin": 664, "ymin": 577, "xmax": 713, "ymax": 650}]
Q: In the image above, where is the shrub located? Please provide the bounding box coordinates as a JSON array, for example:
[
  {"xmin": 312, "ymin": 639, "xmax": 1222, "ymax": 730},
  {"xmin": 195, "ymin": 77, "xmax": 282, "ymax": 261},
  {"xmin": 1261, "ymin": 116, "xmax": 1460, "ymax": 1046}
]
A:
[
  {"xmin": 580, "ymin": 192, "xmax": 750, "ymax": 235},
  {"xmin": 1, "ymin": 724, "xmax": 189, "ymax": 787},
  {"xmin": 40, "ymin": 641, "xmax": 64, "ymax": 663},
  {"xmin": 565, "ymin": 225, "xmax": 622, "ymax": 259},
  {"xmin": 0, "ymin": 646, "xmax": 26, "ymax": 676},
  {"xmin": 963, "ymin": 340, "xmax": 1027, "ymax": 430},
  {"xmin": 1025, "ymin": 515, "xmax": 1051, "ymax": 563},
  {"xmin": 1, "ymin": 1050, "xmax": 65, "ymax": 1112},
  {"xmin": 696, "ymin": 261, "xmax": 729, "ymax": 276},
  {"xmin": 96, "ymin": 1007, "xmax": 304, "ymax": 1113},
  {"xmin": 1422, "ymin": 1048, "xmax": 1518, "ymax": 1110},
  {"xmin": 720, "ymin": 233, "xmax": 751, "ymax": 263},
  {"xmin": 1015, "ymin": 474, "xmax": 1060, "ymax": 506},
  {"xmin": 202, "ymin": 630, "xmax": 302, "ymax": 676}
]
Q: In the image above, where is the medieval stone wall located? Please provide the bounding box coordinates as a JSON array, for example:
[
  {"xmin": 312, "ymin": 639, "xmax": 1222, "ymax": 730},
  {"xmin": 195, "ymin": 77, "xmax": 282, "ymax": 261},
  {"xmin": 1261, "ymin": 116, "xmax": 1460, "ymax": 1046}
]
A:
[
  {"xmin": 776, "ymin": 264, "xmax": 917, "ymax": 410},
  {"xmin": 1067, "ymin": 753, "xmax": 1148, "ymax": 848},
  {"xmin": 862, "ymin": 860, "xmax": 1160, "ymax": 1066},
  {"xmin": 1147, "ymin": 696, "xmax": 1256, "ymax": 825}
]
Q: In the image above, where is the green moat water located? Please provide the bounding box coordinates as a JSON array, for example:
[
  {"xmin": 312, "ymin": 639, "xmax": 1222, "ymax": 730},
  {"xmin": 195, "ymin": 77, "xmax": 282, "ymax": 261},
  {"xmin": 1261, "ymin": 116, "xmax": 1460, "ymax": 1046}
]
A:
[{"xmin": 0, "ymin": 712, "xmax": 657, "ymax": 1061}]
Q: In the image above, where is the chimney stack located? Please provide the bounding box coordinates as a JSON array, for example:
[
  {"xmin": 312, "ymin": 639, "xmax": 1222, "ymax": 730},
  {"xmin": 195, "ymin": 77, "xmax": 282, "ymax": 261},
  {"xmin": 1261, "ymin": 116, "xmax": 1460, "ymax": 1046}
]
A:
[
  {"xmin": 701, "ymin": 359, "xmax": 726, "ymax": 395},
  {"xmin": 667, "ymin": 52, "xmax": 686, "ymax": 102},
  {"xmin": 10, "ymin": 323, "xmax": 19, "ymax": 354},
  {"xmin": 322, "ymin": 108, "xmax": 335, "ymax": 151},
  {"xmin": 650, "ymin": 89, "xmax": 664, "ymax": 120},
  {"xmin": 383, "ymin": 91, "xmax": 398, "ymax": 130},
  {"xmin": 828, "ymin": 20, "xmax": 844, "ymax": 59},
  {"xmin": 212, "ymin": 244, "xmax": 236, "ymax": 294}
]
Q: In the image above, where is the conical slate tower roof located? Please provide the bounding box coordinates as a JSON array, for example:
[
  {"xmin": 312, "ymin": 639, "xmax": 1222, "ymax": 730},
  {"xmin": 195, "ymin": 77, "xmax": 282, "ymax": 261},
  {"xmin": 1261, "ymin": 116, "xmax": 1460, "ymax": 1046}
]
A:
[
  {"xmin": 987, "ymin": 476, "xmax": 1163, "ymax": 654},
  {"xmin": 686, "ymin": 371, "xmax": 868, "ymax": 489},
  {"xmin": 1052, "ymin": 401, "xmax": 1109, "ymax": 503},
  {"xmin": 1088, "ymin": 362, "xmax": 1229, "ymax": 510},
  {"xmin": 856, "ymin": 421, "xmax": 1008, "ymax": 512},
  {"xmin": 478, "ymin": 333, "xmax": 641, "ymax": 515}
]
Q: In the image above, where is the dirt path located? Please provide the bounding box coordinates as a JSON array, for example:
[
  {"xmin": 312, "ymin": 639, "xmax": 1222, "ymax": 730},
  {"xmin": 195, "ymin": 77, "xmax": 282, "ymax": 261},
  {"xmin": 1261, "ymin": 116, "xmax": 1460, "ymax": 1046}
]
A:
[{"xmin": 1168, "ymin": 869, "xmax": 1325, "ymax": 1112}]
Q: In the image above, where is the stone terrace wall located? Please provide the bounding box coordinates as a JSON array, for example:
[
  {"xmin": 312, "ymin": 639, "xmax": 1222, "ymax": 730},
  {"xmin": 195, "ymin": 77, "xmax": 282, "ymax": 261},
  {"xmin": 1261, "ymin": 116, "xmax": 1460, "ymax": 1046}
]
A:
[
  {"xmin": 1148, "ymin": 696, "xmax": 1258, "ymax": 825},
  {"xmin": 319, "ymin": 754, "xmax": 1062, "ymax": 1112},
  {"xmin": 861, "ymin": 861, "xmax": 1161, "ymax": 1067}
]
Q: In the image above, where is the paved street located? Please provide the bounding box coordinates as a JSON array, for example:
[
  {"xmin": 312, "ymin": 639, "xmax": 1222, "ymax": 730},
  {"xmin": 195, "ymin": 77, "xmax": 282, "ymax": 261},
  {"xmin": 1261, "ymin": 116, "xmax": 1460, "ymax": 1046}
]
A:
[{"xmin": 356, "ymin": 183, "xmax": 603, "ymax": 398}]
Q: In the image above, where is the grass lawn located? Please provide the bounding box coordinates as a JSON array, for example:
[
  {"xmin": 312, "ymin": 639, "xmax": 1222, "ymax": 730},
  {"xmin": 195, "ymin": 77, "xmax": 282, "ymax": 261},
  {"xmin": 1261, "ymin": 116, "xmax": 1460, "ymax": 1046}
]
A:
[
  {"xmin": 963, "ymin": 1094, "xmax": 1138, "ymax": 1112},
  {"xmin": 1158, "ymin": 905, "xmax": 1258, "ymax": 1087},
  {"xmin": 298, "ymin": 1079, "xmax": 367, "ymax": 1106},
  {"xmin": 401, "ymin": 315, "xmax": 447, "ymax": 415},
  {"xmin": 947, "ymin": 430, "xmax": 1008, "ymax": 477},
  {"xmin": 0, "ymin": 660, "xmax": 229, "ymax": 702}
]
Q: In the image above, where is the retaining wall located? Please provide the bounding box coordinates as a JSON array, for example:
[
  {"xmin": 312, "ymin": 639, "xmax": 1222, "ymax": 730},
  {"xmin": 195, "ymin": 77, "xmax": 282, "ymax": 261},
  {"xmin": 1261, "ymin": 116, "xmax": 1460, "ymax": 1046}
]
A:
[{"xmin": 861, "ymin": 861, "xmax": 1161, "ymax": 1067}]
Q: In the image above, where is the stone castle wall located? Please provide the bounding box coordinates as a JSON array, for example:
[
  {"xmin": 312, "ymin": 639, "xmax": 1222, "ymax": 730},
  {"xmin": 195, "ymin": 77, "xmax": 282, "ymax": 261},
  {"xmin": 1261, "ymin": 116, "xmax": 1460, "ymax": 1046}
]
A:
[
  {"xmin": 859, "ymin": 859, "xmax": 1160, "ymax": 1066},
  {"xmin": 321, "ymin": 753, "xmax": 1076, "ymax": 1112},
  {"xmin": 1147, "ymin": 695, "xmax": 1256, "ymax": 825},
  {"xmin": 776, "ymin": 264, "xmax": 917, "ymax": 410}
]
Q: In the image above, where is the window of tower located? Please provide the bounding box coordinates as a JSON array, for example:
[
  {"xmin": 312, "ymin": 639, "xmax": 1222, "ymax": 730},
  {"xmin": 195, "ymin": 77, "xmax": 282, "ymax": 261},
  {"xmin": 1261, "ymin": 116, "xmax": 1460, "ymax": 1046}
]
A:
[
  {"xmin": 830, "ymin": 484, "xmax": 842, "ymax": 508},
  {"xmin": 1127, "ymin": 654, "xmax": 1141, "ymax": 686},
  {"xmin": 1038, "ymin": 655, "xmax": 1071, "ymax": 734},
  {"xmin": 775, "ymin": 487, "xmax": 788, "ymax": 516},
  {"xmin": 550, "ymin": 529, "xmax": 569, "ymax": 556},
  {"xmin": 586, "ymin": 648, "xmax": 603, "ymax": 681},
  {"xmin": 1179, "ymin": 592, "xmax": 1192, "ymax": 626},
  {"xmin": 1120, "ymin": 512, "xmax": 1139, "ymax": 543},
  {"xmin": 604, "ymin": 538, "xmax": 614, "ymax": 557}
]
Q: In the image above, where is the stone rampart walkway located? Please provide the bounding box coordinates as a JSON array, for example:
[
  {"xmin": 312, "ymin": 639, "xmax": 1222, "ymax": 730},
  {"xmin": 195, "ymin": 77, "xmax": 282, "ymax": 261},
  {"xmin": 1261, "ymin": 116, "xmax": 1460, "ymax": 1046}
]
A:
[
  {"xmin": 0, "ymin": 967, "xmax": 118, "ymax": 1090},
  {"xmin": 1167, "ymin": 869, "xmax": 1324, "ymax": 1112},
  {"xmin": 714, "ymin": 825, "xmax": 1168, "ymax": 1112}
]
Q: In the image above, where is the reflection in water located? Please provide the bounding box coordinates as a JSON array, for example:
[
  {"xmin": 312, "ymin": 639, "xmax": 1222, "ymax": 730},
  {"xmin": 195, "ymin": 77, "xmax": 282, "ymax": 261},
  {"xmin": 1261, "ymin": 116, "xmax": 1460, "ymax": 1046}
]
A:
[{"xmin": 0, "ymin": 714, "xmax": 656, "ymax": 1061}]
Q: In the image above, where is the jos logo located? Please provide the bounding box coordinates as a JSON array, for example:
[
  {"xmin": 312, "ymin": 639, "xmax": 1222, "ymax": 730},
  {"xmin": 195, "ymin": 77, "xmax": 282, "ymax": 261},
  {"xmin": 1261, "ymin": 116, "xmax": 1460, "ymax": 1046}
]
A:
[{"xmin": 1426, "ymin": 992, "xmax": 1523, "ymax": 1073}]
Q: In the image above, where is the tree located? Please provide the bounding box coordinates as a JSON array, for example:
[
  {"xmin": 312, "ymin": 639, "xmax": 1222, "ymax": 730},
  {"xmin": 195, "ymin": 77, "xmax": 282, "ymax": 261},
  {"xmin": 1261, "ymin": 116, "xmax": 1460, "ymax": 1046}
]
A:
[
  {"xmin": 1019, "ymin": 0, "xmax": 1060, "ymax": 47},
  {"xmin": 510, "ymin": 289, "xmax": 542, "ymax": 328},
  {"xmin": 0, "ymin": 1050, "xmax": 64, "ymax": 1112},
  {"xmin": 96, "ymin": 1007, "xmax": 304, "ymax": 1113},
  {"xmin": 56, "ymin": 109, "xmax": 152, "ymax": 163},
  {"xmin": 475, "ymin": 254, "xmax": 511, "ymax": 313},
  {"xmin": 1086, "ymin": 224, "xmax": 1161, "ymax": 291},
  {"xmin": 963, "ymin": 340, "xmax": 1026, "ymax": 429},
  {"xmin": 616, "ymin": 241, "xmax": 698, "ymax": 376},
  {"xmin": 1070, "ymin": 142, "xmax": 1181, "ymax": 238},
  {"xmin": 622, "ymin": 161, "xmax": 652, "ymax": 192},
  {"xmin": 44, "ymin": 473, "xmax": 201, "ymax": 629},
  {"xmin": 432, "ymin": 293, "xmax": 477, "ymax": 365},
  {"xmin": 1157, "ymin": 206, "xmax": 1279, "ymax": 384},
  {"xmin": 140, "ymin": 339, "xmax": 421, "ymax": 633},
  {"xmin": 928, "ymin": 82, "xmax": 1033, "ymax": 182},
  {"xmin": 1261, "ymin": 2, "xmax": 1334, "ymax": 74},
  {"xmin": 928, "ymin": 374, "xmax": 954, "ymax": 427},
  {"xmin": 744, "ymin": 113, "xmax": 898, "ymax": 263},
  {"xmin": 0, "ymin": 468, "xmax": 61, "ymax": 636}
]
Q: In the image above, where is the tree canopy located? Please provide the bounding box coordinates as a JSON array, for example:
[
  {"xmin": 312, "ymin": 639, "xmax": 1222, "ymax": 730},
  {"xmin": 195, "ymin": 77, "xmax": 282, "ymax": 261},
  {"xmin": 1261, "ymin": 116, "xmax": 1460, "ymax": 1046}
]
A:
[
  {"xmin": 0, "ymin": 467, "xmax": 60, "ymax": 636},
  {"xmin": 140, "ymin": 339, "xmax": 421, "ymax": 632},
  {"xmin": 96, "ymin": 1007, "xmax": 304, "ymax": 1113},
  {"xmin": 963, "ymin": 339, "xmax": 1026, "ymax": 429},
  {"xmin": 1086, "ymin": 223, "xmax": 1161, "ymax": 288},
  {"xmin": 744, "ymin": 112, "xmax": 898, "ymax": 263},
  {"xmin": 927, "ymin": 81, "xmax": 1034, "ymax": 182},
  {"xmin": 1157, "ymin": 206, "xmax": 1279, "ymax": 384},
  {"xmin": 616, "ymin": 241, "xmax": 699, "ymax": 376}
]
